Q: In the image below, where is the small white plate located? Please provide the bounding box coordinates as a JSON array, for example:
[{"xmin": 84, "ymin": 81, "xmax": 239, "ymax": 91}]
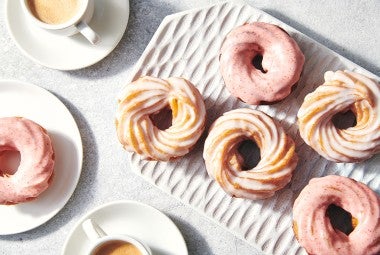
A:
[
  {"xmin": 5, "ymin": 0, "xmax": 129, "ymax": 70},
  {"xmin": 62, "ymin": 200, "xmax": 188, "ymax": 255},
  {"xmin": 0, "ymin": 80, "xmax": 83, "ymax": 235}
]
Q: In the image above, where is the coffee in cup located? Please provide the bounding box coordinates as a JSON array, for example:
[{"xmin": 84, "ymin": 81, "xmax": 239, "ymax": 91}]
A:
[
  {"xmin": 92, "ymin": 240, "xmax": 143, "ymax": 255},
  {"xmin": 82, "ymin": 219, "xmax": 151, "ymax": 255},
  {"xmin": 26, "ymin": 0, "xmax": 79, "ymax": 25}
]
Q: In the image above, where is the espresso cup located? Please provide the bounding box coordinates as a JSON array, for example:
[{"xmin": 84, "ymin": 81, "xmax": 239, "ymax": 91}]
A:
[
  {"xmin": 21, "ymin": 0, "xmax": 100, "ymax": 44},
  {"xmin": 82, "ymin": 219, "xmax": 152, "ymax": 255}
]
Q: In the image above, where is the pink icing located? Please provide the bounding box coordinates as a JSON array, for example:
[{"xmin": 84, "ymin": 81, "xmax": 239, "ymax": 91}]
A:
[
  {"xmin": 220, "ymin": 22, "xmax": 305, "ymax": 104},
  {"xmin": 293, "ymin": 175, "xmax": 380, "ymax": 255},
  {"xmin": 0, "ymin": 117, "xmax": 55, "ymax": 204}
]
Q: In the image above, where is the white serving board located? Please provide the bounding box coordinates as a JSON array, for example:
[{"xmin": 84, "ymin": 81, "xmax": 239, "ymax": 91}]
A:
[{"xmin": 124, "ymin": 2, "xmax": 380, "ymax": 254}]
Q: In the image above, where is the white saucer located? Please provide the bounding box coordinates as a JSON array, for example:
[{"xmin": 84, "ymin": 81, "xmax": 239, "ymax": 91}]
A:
[
  {"xmin": 5, "ymin": 0, "xmax": 129, "ymax": 70},
  {"xmin": 0, "ymin": 80, "xmax": 83, "ymax": 235},
  {"xmin": 62, "ymin": 200, "xmax": 188, "ymax": 255}
]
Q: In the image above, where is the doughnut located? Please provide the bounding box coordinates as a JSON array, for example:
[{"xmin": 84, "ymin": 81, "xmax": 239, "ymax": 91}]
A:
[
  {"xmin": 0, "ymin": 117, "xmax": 55, "ymax": 205},
  {"xmin": 116, "ymin": 76, "xmax": 206, "ymax": 161},
  {"xmin": 298, "ymin": 70, "xmax": 380, "ymax": 162},
  {"xmin": 203, "ymin": 108, "xmax": 298, "ymax": 200},
  {"xmin": 220, "ymin": 22, "xmax": 305, "ymax": 105},
  {"xmin": 293, "ymin": 175, "xmax": 380, "ymax": 255}
]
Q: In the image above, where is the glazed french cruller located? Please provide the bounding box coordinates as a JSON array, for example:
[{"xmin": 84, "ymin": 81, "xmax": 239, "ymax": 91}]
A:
[
  {"xmin": 220, "ymin": 22, "xmax": 305, "ymax": 104},
  {"xmin": 203, "ymin": 108, "xmax": 298, "ymax": 200},
  {"xmin": 116, "ymin": 76, "xmax": 206, "ymax": 161},
  {"xmin": 293, "ymin": 175, "xmax": 380, "ymax": 255},
  {"xmin": 0, "ymin": 117, "xmax": 55, "ymax": 205},
  {"xmin": 298, "ymin": 70, "xmax": 380, "ymax": 162}
]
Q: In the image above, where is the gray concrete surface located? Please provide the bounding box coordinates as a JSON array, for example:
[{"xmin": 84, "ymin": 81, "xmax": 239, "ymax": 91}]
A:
[{"xmin": 0, "ymin": 0, "xmax": 378, "ymax": 254}]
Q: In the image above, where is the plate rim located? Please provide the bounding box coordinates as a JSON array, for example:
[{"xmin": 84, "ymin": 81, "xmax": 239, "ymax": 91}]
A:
[
  {"xmin": 61, "ymin": 199, "xmax": 188, "ymax": 255},
  {"xmin": 0, "ymin": 79, "xmax": 83, "ymax": 235},
  {"xmin": 4, "ymin": 0, "xmax": 130, "ymax": 71}
]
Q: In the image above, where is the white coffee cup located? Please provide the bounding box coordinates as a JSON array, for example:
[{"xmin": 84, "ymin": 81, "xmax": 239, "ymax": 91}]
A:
[
  {"xmin": 82, "ymin": 219, "xmax": 152, "ymax": 255},
  {"xmin": 20, "ymin": 0, "xmax": 100, "ymax": 44}
]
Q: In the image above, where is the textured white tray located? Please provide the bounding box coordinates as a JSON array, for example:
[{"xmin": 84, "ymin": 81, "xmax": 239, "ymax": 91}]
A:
[{"xmin": 125, "ymin": 2, "xmax": 380, "ymax": 254}]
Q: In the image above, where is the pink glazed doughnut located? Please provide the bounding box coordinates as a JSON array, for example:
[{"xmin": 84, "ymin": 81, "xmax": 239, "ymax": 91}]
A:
[
  {"xmin": 0, "ymin": 117, "xmax": 55, "ymax": 205},
  {"xmin": 220, "ymin": 22, "xmax": 305, "ymax": 104},
  {"xmin": 293, "ymin": 175, "xmax": 380, "ymax": 255}
]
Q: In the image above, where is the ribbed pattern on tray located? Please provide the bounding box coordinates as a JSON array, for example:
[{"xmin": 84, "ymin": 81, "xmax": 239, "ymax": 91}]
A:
[{"xmin": 127, "ymin": 2, "xmax": 380, "ymax": 254}]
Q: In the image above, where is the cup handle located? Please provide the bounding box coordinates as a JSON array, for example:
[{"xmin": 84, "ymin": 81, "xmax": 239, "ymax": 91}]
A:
[
  {"xmin": 82, "ymin": 219, "xmax": 107, "ymax": 241},
  {"xmin": 76, "ymin": 21, "xmax": 101, "ymax": 45}
]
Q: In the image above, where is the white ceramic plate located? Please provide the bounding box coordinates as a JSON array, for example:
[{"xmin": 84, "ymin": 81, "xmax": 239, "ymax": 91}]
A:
[
  {"xmin": 5, "ymin": 0, "xmax": 129, "ymax": 70},
  {"xmin": 0, "ymin": 80, "xmax": 83, "ymax": 235},
  {"xmin": 125, "ymin": 2, "xmax": 380, "ymax": 255},
  {"xmin": 62, "ymin": 200, "xmax": 188, "ymax": 255}
]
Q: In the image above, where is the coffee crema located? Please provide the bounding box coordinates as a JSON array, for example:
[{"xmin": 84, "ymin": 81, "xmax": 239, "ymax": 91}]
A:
[
  {"xmin": 27, "ymin": 0, "xmax": 79, "ymax": 25},
  {"xmin": 93, "ymin": 240, "xmax": 143, "ymax": 255}
]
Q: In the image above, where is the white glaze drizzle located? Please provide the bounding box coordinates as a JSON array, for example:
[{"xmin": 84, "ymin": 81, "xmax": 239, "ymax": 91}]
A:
[
  {"xmin": 116, "ymin": 76, "xmax": 206, "ymax": 161},
  {"xmin": 203, "ymin": 108, "xmax": 298, "ymax": 200},
  {"xmin": 298, "ymin": 70, "xmax": 380, "ymax": 162}
]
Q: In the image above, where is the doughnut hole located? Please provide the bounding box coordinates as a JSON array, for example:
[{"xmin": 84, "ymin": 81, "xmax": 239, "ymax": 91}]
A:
[
  {"xmin": 149, "ymin": 106, "xmax": 173, "ymax": 130},
  {"xmin": 332, "ymin": 109, "xmax": 356, "ymax": 129},
  {"xmin": 0, "ymin": 149, "xmax": 21, "ymax": 176},
  {"xmin": 252, "ymin": 54, "xmax": 267, "ymax": 73},
  {"xmin": 326, "ymin": 204, "xmax": 357, "ymax": 235},
  {"xmin": 237, "ymin": 139, "xmax": 261, "ymax": 170}
]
